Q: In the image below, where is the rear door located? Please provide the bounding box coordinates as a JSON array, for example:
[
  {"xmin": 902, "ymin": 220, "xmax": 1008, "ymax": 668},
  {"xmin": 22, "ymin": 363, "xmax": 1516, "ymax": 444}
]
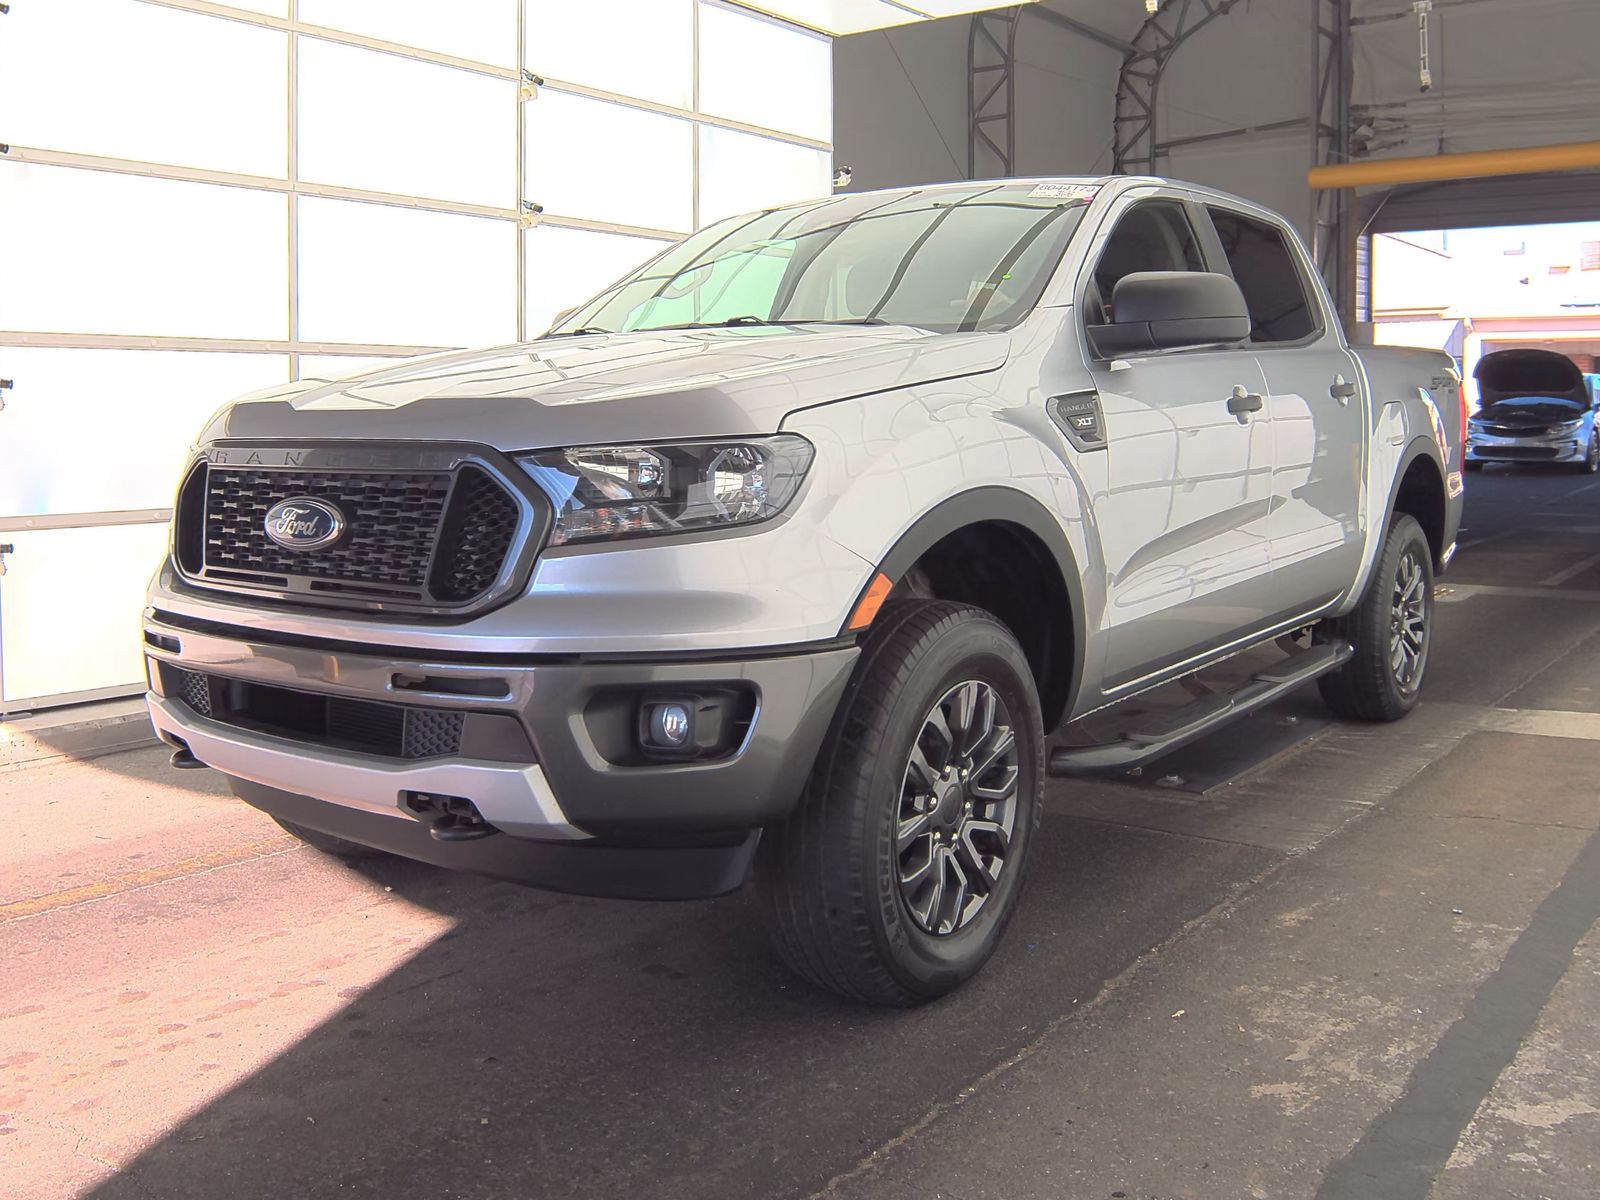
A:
[
  {"xmin": 1079, "ymin": 195, "xmax": 1277, "ymax": 688},
  {"xmin": 1205, "ymin": 204, "xmax": 1366, "ymax": 608}
]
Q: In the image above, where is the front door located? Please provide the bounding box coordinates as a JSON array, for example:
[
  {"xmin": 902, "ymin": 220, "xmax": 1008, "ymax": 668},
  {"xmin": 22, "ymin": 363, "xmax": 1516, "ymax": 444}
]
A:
[
  {"xmin": 1205, "ymin": 205, "xmax": 1366, "ymax": 607},
  {"xmin": 1081, "ymin": 198, "xmax": 1278, "ymax": 688},
  {"xmin": 1093, "ymin": 352, "xmax": 1276, "ymax": 687}
]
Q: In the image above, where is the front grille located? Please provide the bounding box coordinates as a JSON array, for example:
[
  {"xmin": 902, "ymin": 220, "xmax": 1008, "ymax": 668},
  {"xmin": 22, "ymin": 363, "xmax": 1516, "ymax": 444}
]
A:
[
  {"xmin": 175, "ymin": 667, "xmax": 214, "ymax": 717},
  {"xmin": 161, "ymin": 664, "xmax": 467, "ymax": 760},
  {"xmin": 174, "ymin": 451, "xmax": 532, "ymax": 612},
  {"xmin": 1483, "ymin": 445, "xmax": 1560, "ymax": 460},
  {"xmin": 205, "ymin": 468, "xmax": 451, "ymax": 590},
  {"xmin": 430, "ymin": 467, "xmax": 524, "ymax": 601}
]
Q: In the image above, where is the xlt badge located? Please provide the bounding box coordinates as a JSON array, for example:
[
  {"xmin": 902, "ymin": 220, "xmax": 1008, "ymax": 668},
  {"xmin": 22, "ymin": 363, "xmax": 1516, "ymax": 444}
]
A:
[{"xmin": 263, "ymin": 497, "xmax": 347, "ymax": 550}]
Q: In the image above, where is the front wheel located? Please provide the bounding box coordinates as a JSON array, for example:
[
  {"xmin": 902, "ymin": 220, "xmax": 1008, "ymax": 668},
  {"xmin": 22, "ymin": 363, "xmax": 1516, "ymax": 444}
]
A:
[
  {"xmin": 1575, "ymin": 432, "xmax": 1600, "ymax": 474},
  {"xmin": 757, "ymin": 601, "xmax": 1044, "ymax": 1006},
  {"xmin": 1318, "ymin": 514, "xmax": 1434, "ymax": 722}
]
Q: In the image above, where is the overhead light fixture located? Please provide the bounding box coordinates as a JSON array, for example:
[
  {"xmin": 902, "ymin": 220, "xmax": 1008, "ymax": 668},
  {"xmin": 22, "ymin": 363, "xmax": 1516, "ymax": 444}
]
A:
[
  {"xmin": 519, "ymin": 71, "xmax": 544, "ymax": 102},
  {"xmin": 833, "ymin": 166, "xmax": 853, "ymax": 189},
  {"xmin": 1414, "ymin": 1, "xmax": 1433, "ymax": 92},
  {"xmin": 1146, "ymin": 0, "xmax": 1160, "ymax": 12}
]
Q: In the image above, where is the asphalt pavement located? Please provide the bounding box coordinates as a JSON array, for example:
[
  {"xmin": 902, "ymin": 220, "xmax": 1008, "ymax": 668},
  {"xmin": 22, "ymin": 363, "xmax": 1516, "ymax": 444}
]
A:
[{"xmin": 3, "ymin": 463, "xmax": 1599, "ymax": 1200}]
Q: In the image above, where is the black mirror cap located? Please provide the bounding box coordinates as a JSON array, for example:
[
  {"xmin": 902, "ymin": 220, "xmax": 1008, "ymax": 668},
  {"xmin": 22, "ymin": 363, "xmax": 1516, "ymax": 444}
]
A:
[{"xmin": 1090, "ymin": 271, "xmax": 1252, "ymax": 356}]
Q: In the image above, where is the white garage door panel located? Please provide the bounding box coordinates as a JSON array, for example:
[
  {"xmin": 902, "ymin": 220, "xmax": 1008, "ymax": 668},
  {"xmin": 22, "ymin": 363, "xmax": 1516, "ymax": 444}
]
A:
[
  {"xmin": 297, "ymin": 355, "xmax": 417, "ymax": 382},
  {"xmin": 0, "ymin": 349, "xmax": 290, "ymax": 518},
  {"xmin": 524, "ymin": 225, "xmax": 670, "ymax": 336},
  {"xmin": 698, "ymin": 3, "xmax": 832, "ymax": 142},
  {"xmin": 299, "ymin": 0, "xmax": 518, "ymax": 67},
  {"xmin": 296, "ymin": 197, "xmax": 518, "ymax": 347},
  {"xmin": 0, "ymin": 163, "xmax": 289, "ymax": 340},
  {"xmin": 0, "ymin": 0, "xmax": 287, "ymax": 177},
  {"xmin": 525, "ymin": 0, "xmax": 694, "ymax": 109},
  {"xmin": 526, "ymin": 91, "xmax": 696, "ymax": 233},
  {"xmin": 698, "ymin": 126, "xmax": 832, "ymax": 224},
  {"xmin": 0, "ymin": 524, "xmax": 170, "ymax": 707},
  {"xmin": 297, "ymin": 38, "xmax": 517, "ymax": 207}
]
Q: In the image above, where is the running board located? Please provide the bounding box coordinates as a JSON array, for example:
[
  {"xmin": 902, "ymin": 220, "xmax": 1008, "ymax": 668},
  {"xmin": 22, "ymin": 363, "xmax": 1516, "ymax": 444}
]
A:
[{"xmin": 1048, "ymin": 641, "xmax": 1354, "ymax": 778}]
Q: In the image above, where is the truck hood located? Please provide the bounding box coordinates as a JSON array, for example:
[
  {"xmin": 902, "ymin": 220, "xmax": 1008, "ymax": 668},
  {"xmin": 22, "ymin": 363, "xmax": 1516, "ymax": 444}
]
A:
[{"xmin": 201, "ymin": 324, "xmax": 1009, "ymax": 450}]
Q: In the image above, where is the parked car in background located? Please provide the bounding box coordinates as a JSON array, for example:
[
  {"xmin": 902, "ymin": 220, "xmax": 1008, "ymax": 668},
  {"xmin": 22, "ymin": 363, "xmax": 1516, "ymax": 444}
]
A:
[
  {"xmin": 143, "ymin": 177, "xmax": 1463, "ymax": 1005},
  {"xmin": 1466, "ymin": 349, "xmax": 1599, "ymax": 472}
]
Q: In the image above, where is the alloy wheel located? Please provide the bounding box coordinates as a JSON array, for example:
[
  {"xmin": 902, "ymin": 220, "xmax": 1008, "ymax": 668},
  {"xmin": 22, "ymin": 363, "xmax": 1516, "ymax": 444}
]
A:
[
  {"xmin": 896, "ymin": 680, "xmax": 1020, "ymax": 936},
  {"xmin": 1389, "ymin": 549, "xmax": 1429, "ymax": 694}
]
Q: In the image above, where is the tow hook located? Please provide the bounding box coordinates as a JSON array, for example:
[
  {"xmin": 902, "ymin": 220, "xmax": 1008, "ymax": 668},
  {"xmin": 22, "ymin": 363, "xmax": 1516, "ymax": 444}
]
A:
[
  {"xmin": 169, "ymin": 745, "xmax": 208, "ymax": 771},
  {"xmin": 401, "ymin": 791, "xmax": 499, "ymax": 842}
]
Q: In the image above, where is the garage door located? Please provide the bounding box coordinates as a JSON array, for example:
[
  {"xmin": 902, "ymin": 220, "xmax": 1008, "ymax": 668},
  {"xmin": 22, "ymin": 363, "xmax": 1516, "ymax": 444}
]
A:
[{"xmin": 1360, "ymin": 170, "xmax": 1600, "ymax": 234}]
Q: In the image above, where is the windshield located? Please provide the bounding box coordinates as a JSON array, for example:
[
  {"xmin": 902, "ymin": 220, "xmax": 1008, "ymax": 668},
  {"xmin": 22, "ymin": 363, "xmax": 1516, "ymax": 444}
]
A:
[{"xmin": 551, "ymin": 183, "xmax": 1093, "ymax": 337}]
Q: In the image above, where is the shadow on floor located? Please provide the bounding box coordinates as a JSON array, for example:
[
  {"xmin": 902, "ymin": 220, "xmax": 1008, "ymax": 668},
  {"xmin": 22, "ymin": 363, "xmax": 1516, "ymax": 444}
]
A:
[{"xmin": 82, "ymin": 808, "xmax": 1271, "ymax": 1200}]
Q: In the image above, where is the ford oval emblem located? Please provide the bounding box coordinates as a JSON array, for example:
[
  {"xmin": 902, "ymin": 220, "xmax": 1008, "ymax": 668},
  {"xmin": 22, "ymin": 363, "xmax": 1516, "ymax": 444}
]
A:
[{"xmin": 263, "ymin": 497, "xmax": 346, "ymax": 550}]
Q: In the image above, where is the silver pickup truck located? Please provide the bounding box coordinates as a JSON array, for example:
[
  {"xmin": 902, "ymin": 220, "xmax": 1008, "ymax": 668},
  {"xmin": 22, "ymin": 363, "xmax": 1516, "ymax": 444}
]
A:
[{"xmin": 144, "ymin": 177, "xmax": 1464, "ymax": 1005}]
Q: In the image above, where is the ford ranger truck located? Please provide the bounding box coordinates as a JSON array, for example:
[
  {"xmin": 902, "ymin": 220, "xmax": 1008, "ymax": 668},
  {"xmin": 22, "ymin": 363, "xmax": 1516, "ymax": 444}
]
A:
[{"xmin": 144, "ymin": 178, "xmax": 1464, "ymax": 1006}]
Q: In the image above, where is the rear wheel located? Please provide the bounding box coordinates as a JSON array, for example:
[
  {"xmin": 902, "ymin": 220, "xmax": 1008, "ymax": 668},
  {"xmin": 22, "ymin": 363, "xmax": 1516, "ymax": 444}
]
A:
[
  {"xmin": 757, "ymin": 601, "xmax": 1044, "ymax": 1006},
  {"xmin": 272, "ymin": 817, "xmax": 388, "ymax": 860},
  {"xmin": 1318, "ymin": 514, "xmax": 1434, "ymax": 722}
]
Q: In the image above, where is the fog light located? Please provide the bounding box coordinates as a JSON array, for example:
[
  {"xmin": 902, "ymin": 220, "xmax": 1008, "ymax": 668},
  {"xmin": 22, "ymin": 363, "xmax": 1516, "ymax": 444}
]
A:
[{"xmin": 647, "ymin": 702, "xmax": 693, "ymax": 748}]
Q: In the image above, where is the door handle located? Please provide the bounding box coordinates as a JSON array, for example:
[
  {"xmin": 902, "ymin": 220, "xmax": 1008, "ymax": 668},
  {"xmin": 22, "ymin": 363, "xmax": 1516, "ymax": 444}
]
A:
[
  {"xmin": 1331, "ymin": 375, "xmax": 1358, "ymax": 405},
  {"xmin": 1227, "ymin": 385, "xmax": 1264, "ymax": 421}
]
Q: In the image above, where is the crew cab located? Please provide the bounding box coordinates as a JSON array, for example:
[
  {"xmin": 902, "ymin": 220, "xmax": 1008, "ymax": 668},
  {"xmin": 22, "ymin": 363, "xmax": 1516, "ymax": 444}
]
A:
[{"xmin": 144, "ymin": 177, "xmax": 1464, "ymax": 1005}]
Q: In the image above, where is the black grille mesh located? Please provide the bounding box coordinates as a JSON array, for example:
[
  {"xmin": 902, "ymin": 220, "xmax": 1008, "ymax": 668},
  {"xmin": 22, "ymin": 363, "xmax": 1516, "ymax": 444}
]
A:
[
  {"xmin": 181, "ymin": 457, "xmax": 527, "ymax": 609},
  {"xmin": 403, "ymin": 707, "xmax": 467, "ymax": 759},
  {"xmin": 204, "ymin": 469, "xmax": 451, "ymax": 589},
  {"xmin": 161, "ymin": 665, "xmax": 464, "ymax": 760},
  {"xmin": 175, "ymin": 667, "xmax": 213, "ymax": 717},
  {"xmin": 431, "ymin": 467, "xmax": 523, "ymax": 601}
]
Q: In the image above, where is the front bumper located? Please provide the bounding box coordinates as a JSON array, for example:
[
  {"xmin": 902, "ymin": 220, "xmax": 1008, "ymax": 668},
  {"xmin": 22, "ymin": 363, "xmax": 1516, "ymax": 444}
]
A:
[
  {"xmin": 144, "ymin": 610, "xmax": 858, "ymax": 897},
  {"xmin": 1466, "ymin": 429, "xmax": 1588, "ymax": 463}
]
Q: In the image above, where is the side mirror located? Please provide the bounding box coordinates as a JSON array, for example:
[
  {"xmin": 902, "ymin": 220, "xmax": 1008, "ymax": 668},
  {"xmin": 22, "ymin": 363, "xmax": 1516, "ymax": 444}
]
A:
[{"xmin": 1088, "ymin": 271, "xmax": 1252, "ymax": 357}]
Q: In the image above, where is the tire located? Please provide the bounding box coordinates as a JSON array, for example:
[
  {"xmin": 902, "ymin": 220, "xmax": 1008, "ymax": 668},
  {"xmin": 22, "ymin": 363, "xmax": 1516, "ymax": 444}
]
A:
[
  {"xmin": 757, "ymin": 600, "xmax": 1044, "ymax": 1007},
  {"xmin": 1574, "ymin": 432, "xmax": 1599, "ymax": 474},
  {"xmin": 1317, "ymin": 514, "xmax": 1434, "ymax": 722},
  {"xmin": 272, "ymin": 816, "xmax": 388, "ymax": 859}
]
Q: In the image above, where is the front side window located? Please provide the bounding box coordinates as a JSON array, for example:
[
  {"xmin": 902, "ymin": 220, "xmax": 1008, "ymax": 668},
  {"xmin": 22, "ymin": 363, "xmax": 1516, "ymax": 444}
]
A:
[
  {"xmin": 1208, "ymin": 208, "xmax": 1319, "ymax": 344},
  {"xmin": 1088, "ymin": 201, "xmax": 1206, "ymax": 324},
  {"xmin": 552, "ymin": 183, "xmax": 1090, "ymax": 336}
]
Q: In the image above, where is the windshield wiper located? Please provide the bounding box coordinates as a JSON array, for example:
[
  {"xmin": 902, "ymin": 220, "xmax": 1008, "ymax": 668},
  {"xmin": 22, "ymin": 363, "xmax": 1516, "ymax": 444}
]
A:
[
  {"xmin": 641, "ymin": 315, "xmax": 779, "ymax": 332},
  {"xmin": 558, "ymin": 326, "xmax": 613, "ymax": 336}
]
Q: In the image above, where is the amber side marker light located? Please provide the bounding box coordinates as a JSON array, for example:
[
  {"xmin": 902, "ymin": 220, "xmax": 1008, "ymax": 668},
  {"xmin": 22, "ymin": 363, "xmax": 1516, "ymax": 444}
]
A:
[{"xmin": 847, "ymin": 573, "xmax": 894, "ymax": 631}]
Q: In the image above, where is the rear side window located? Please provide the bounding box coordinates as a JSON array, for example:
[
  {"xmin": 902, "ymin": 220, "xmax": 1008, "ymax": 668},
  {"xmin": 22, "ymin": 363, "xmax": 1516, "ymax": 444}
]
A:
[
  {"xmin": 1089, "ymin": 201, "xmax": 1205, "ymax": 324},
  {"xmin": 1208, "ymin": 208, "xmax": 1319, "ymax": 344}
]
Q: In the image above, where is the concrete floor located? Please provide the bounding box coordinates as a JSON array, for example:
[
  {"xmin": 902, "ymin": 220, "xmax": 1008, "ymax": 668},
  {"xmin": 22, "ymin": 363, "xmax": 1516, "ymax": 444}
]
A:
[{"xmin": 4, "ymin": 465, "xmax": 1599, "ymax": 1200}]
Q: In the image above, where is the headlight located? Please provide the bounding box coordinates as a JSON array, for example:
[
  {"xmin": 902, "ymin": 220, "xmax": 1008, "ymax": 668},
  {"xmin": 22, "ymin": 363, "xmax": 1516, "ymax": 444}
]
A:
[{"xmin": 519, "ymin": 435, "xmax": 814, "ymax": 547}]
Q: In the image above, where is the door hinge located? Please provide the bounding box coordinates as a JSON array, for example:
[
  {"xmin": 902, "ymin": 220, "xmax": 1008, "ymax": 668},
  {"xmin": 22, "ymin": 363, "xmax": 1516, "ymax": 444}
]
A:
[
  {"xmin": 0, "ymin": 379, "xmax": 12, "ymax": 412},
  {"xmin": 0, "ymin": 544, "xmax": 13, "ymax": 576}
]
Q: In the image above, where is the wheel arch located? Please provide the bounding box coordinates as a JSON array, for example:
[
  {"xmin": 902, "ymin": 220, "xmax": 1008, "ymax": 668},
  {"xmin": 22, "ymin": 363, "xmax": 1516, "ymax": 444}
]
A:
[
  {"xmin": 1386, "ymin": 439, "xmax": 1449, "ymax": 571},
  {"xmin": 848, "ymin": 488, "xmax": 1086, "ymax": 733}
]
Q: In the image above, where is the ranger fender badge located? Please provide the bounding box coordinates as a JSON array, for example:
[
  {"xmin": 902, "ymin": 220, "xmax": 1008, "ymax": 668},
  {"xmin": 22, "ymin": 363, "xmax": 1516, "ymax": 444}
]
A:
[{"xmin": 263, "ymin": 497, "xmax": 347, "ymax": 550}]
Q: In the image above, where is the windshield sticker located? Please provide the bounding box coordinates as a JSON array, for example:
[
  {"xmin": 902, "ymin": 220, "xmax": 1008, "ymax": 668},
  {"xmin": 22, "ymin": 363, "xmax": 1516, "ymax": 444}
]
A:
[{"xmin": 1028, "ymin": 183, "xmax": 1100, "ymax": 201}]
